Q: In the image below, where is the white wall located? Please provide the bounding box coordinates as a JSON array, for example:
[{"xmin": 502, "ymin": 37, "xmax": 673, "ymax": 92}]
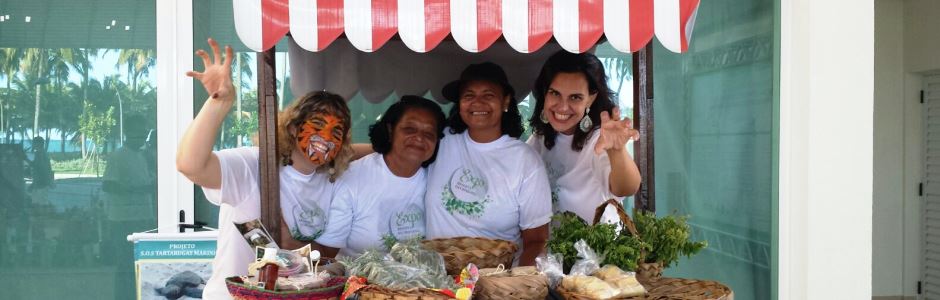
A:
[
  {"xmin": 779, "ymin": 0, "xmax": 874, "ymax": 299},
  {"xmin": 872, "ymin": 0, "xmax": 940, "ymax": 297},
  {"xmin": 901, "ymin": 15, "xmax": 939, "ymax": 299},
  {"xmin": 873, "ymin": 0, "xmax": 906, "ymax": 296},
  {"xmin": 904, "ymin": 0, "xmax": 940, "ymax": 73}
]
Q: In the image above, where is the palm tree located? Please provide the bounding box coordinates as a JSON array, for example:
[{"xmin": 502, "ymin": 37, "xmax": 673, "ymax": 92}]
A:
[
  {"xmin": 602, "ymin": 57, "xmax": 632, "ymax": 96},
  {"xmin": 20, "ymin": 48, "xmax": 47, "ymax": 138},
  {"xmin": 10, "ymin": 76, "xmax": 35, "ymax": 141},
  {"xmin": 67, "ymin": 48, "xmax": 98, "ymax": 157},
  {"xmin": 233, "ymin": 52, "xmax": 253, "ymax": 147},
  {"xmin": 0, "ymin": 48, "xmax": 23, "ymax": 142},
  {"xmin": 116, "ymin": 49, "xmax": 155, "ymax": 91},
  {"xmin": 20, "ymin": 48, "xmax": 71, "ymax": 138}
]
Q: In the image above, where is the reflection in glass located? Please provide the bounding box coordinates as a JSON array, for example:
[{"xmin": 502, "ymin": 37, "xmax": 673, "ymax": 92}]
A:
[
  {"xmin": 0, "ymin": 1, "xmax": 158, "ymax": 297},
  {"xmin": 653, "ymin": 0, "xmax": 775, "ymax": 299}
]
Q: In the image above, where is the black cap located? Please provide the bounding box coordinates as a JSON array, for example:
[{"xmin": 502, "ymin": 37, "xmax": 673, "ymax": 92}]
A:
[{"xmin": 442, "ymin": 62, "xmax": 516, "ymax": 102}]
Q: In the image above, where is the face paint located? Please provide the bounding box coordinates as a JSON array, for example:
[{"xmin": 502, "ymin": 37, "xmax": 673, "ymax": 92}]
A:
[{"xmin": 296, "ymin": 114, "xmax": 345, "ymax": 166}]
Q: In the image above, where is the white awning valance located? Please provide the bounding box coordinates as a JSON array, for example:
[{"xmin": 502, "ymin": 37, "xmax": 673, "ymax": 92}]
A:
[{"xmin": 233, "ymin": 0, "xmax": 701, "ymax": 54}]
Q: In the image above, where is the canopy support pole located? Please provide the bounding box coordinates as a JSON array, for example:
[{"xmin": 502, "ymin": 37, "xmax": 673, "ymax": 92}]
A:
[
  {"xmin": 257, "ymin": 48, "xmax": 281, "ymax": 243},
  {"xmin": 633, "ymin": 43, "xmax": 655, "ymax": 212}
]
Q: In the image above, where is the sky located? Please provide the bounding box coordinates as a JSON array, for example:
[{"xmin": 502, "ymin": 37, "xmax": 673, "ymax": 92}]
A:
[{"xmin": 0, "ymin": 49, "xmax": 156, "ymax": 89}]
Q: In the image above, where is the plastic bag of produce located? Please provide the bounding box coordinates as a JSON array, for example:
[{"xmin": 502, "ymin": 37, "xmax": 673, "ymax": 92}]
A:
[
  {"xmin": 536, "ymin": 252, "xmax": 565, "ymax": 289},
  {"xmin": 569, "ymin": 239, "xmax": 603, "ymax": 276},
  {"xmin": 340, "ymin": 245, "xmax": 457, "ymax": 290},
  {"xmin": 594, "ymin": 265, "xmax": 646, "ymax": 297},
  {"xmin": 389, "ymin": 238, "xmax": 447, "ymax": 278},
  {"xmin": 560, "ymin": 275, "xmax": 618, "ymax": 299}
]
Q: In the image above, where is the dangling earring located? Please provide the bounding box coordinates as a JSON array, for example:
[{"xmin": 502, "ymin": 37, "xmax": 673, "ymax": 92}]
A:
[
  {"xmin": 328, "ymin": 161, "xmax": 336, "ymax": 176},
  {"xmin": 539, "ymin": 111, "xmax": 549, "ymax": 124},
  {"xmin": 281, "ymin": 154, "xmax": 293, "ymax": 166},
  {"xmin": 579, "ymin": 107, "xmax": 592, "ymax": 132}
]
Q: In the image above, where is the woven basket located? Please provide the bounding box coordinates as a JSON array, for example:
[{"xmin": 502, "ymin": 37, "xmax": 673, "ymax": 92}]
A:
[
  {"xmin": 592, "ymin": 199, "xmax": 640, "ymax": 236},
  {"xmin": 421, "ymin": 237, "xmax": 517, "ymax": 275},
  {"xmin": 556, "ymin": 277, "xmax": 733, "ymax": 300},
  {"xmin": 357, "ymin": 285, "xmax": 455, "ymax": 300},
  {"xmin": 475, "ymin": 266, "xmax": 549, "ymax": 300},
  {"xmin": 225, "ymin": 276, "xmax": 346, "ymax": 300},
  {"xmin": 635, "ymin": 262, "xmax": 663, "ymax": 282}
]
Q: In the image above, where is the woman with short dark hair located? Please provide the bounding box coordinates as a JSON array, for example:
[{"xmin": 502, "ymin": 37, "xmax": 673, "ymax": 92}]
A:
[
  {"xmin": 316, "ymin": 95, "xmax": 446, "ymax": 258},
  {"xmin": 527, "ymin": 50, "xmax": 641, "ymax": 223}
]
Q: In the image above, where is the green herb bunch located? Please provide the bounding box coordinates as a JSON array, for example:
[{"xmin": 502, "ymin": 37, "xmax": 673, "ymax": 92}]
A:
[
  {"xmin": 546, "ymin": 213, "xmax": 646, "ymax": 273},
  {"xmin": 633, "ymin": 210, "xmax": 707, "ymax": 268}
]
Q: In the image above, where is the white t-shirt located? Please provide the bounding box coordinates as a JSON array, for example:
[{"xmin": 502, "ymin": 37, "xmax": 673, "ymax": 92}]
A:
[
  {"xmin": 527, "ymin": 132, "xmax": 624, "ymax": 224},
  {"xmin": 425, "ymin": 130, "xmax": 552, "ymax": 256},
  {"xmin": 316, "ymin": 153, "xmax": 427, "ymax": 258},
  {"xmin": 200, "ymin": 147, "xmax": 335, "ymax": 300}
]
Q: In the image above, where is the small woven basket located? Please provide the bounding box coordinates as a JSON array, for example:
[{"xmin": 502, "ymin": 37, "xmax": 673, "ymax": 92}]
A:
[
  {"xmin": 635, "ymin": 262, "xmax": 663, "ymax": 282},
  {"xmin": 421, "ymin": 237, "xmax": 517, "ymax": 275},
  {"xmin": 474, "ymin": 266, "xmax": 549, "ymax": 300},
  {"xmin": 596, "ymin": 200, "xmax": 663, "ymax": 282},
  {"xmin": 357, "ymin": 285, "xmax": 455, "ymax": 300},
  {"xmin": 556, "ymin": 277, "xmax": 733, "ymax": 300},
  {"xmin": 592, "ymin": 199, "xmax": 640, "ymax": 236},
  {"xmin": 225, "ymin": 276, "xmax": 346, "ymax": 300}
]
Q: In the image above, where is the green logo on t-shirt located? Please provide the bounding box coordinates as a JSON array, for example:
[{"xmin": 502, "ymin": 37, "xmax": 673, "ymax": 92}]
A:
[
  {"xmin": 379, "ymin": 203, "xmax": 425, "ymax": 249},
  {"xmin": 290, "ymin": 205, "xmax": 326, "ymax": 242},
  {"xmin": 390, "ymin": 204, "xmax": 425, "ymax": 239},
  {"xmin": 442, "ymin": 167, "xmax": 491, "ymax": 217}
]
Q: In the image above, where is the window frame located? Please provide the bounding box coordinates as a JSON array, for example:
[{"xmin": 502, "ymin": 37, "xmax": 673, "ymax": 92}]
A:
[{"xmin": 155, "ymin": 0, "xmax": 194, "ymax": 233}]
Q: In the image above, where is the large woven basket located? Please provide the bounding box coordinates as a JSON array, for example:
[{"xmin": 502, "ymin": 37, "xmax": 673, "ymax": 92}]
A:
[
  {"xmin": 474, "ymin": 266, "xmax": 549, "ymax": 300},
  {"xmin": 422, "ymin": 237, "xmax": 517, "ymax": 275},
  {"xmin": 557, "ymin": 277, "xmax": 733, "ymax": 300},
  {"xmin": 357, "ymin": 285, "xmax": 455, "ymax": 300},
  {"xmin": 225, "ymin": 276, "xmax": 346, "ymax": 300}
]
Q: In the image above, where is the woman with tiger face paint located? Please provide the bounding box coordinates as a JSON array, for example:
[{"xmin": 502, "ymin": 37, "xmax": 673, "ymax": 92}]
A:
[{"xmin": 176, "ymin": 38, "xmax": 353, "ymax": 300}]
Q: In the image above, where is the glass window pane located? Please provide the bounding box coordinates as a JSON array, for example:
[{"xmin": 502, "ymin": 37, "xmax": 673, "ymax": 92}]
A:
[
  {"xmin": 652, "ymin": 0, "xmax": 775, "ymax": 299},
  {"xmin": 192, "ymin": 0, "xmax": 285, "ymax": 227},
  {"xmin": 0, "ymin": 0, "xmax": 157, "ymax": 298}
]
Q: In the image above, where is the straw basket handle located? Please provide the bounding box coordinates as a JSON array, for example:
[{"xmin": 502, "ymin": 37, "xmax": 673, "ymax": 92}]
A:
[{"xmin": 592, "ymin": 199, "xmax": 640, "ymax": 238}]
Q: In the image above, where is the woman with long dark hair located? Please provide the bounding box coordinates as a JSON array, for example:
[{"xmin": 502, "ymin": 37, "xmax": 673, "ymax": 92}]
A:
[{"xmin": 527, "ymin": 50, "xmax": 641, "ymax": 223}]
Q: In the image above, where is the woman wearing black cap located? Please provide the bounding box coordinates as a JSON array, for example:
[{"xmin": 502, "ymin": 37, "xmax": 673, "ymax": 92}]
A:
[{"xmin": 424, "ymin": 62, "xmax": 552, "ymax": 267}]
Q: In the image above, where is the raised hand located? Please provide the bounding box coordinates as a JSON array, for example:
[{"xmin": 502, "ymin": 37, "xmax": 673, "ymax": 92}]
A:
[
  {"xmin": 594, "ymin": 107, "xmax": 640, "ymax": 155},
  {"xmin": 186, "ymin": 38, "xmax": 235, "ymax": 101}
]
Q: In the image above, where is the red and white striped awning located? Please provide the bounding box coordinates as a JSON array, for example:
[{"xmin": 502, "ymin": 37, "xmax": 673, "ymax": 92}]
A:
[{"xmin": 233, "ymin": 0, "xmax": 700, "ymax": 54}]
